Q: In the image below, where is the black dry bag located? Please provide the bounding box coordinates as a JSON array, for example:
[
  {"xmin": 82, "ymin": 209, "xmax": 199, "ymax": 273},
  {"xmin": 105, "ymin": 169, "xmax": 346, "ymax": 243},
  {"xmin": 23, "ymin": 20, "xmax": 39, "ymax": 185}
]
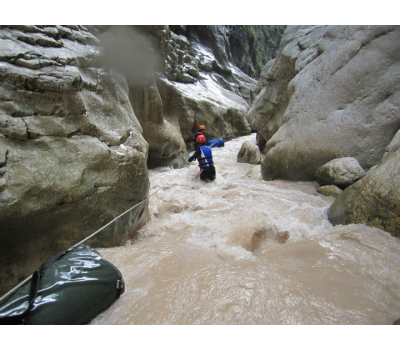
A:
[{"xmin": 0, "ymin": 244, "xmax": 124, "ymax": 325}]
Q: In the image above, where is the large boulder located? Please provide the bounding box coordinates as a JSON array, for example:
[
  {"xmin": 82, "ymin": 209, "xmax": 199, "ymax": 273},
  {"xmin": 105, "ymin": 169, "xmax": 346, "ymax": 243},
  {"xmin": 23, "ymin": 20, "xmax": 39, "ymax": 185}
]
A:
[
  {"xmin": 316, "ymin": 157, "xmax": 366, "ymax": 188},
  {"xmin": 237, "ymin": 139, "xmax": 262, "ymax": 164},
  {"xmin": 247, "ymin": 25, "xmax": 400, "ymax": 181},
  {"xmin": 0, "ymin": 25, "xmax": 149, "ymax": 295},
  {"xmin": 328, "ymin": 130, "xmax": 400, "ymax": 237}
]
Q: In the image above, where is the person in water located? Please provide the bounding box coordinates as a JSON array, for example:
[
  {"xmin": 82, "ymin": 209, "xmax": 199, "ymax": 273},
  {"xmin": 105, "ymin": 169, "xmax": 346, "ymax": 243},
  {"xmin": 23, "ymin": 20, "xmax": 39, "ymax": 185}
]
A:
[
  {"xmin": 188, "ymin": 134, "xmax": 216, "ymax": 181},
  {"xmin": 194, "ymin": 125, "xmax": 206, "ymax": 148}
]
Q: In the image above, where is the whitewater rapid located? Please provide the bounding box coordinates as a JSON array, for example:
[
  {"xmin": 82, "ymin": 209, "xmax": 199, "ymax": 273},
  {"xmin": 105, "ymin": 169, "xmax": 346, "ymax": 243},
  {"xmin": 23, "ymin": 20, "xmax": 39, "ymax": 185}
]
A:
[{"xmin": 91, "ymin": 134, "xmax": 400, "ymax": 325}]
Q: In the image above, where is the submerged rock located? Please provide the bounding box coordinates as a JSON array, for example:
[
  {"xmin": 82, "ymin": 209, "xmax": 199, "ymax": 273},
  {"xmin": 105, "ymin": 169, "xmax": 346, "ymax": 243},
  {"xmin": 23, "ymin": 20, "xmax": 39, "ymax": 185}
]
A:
[{"xmin": 237, "ymin": 139, "xmax": 262, "ymax": 164}]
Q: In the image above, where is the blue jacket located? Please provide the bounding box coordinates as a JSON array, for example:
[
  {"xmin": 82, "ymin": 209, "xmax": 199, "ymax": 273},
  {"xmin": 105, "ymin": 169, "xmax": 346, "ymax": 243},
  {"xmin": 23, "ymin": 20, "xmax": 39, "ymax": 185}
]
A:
[{"xmin": 188, "ymin": 145, "xmax": 214, "ymax": 168}]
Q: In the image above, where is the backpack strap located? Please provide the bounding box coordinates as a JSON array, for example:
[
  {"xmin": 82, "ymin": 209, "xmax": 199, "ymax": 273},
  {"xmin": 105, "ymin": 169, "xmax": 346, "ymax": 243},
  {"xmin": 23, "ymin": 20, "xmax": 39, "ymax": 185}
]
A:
[{"xmin": 0, "ymin": 248, "xmax": 73, "ymax": 325}]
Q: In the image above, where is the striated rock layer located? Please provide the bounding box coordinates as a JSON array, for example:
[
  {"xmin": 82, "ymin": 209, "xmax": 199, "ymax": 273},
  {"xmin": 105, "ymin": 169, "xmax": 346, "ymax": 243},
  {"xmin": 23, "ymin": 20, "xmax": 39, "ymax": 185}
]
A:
[
  {"xmin": 90, "ymin": 26, "xmax": 258, "ymax": 168},
  {"xmin": 0, "ymin": 25, "xmax": 149, "ymax": 295}
]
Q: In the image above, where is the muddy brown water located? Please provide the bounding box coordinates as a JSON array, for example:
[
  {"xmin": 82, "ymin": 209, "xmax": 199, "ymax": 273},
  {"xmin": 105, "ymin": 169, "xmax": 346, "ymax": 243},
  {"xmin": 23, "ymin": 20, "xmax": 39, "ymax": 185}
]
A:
[{"xmin": 91, "ymin": 135, "xmax": 400, "ymax": 325}]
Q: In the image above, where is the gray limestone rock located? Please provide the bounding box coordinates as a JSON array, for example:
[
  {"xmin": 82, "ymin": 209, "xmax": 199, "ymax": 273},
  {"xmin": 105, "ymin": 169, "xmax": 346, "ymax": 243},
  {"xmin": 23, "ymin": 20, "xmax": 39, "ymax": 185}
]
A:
[
  {"xmin": 237, "ymin": 139, "xmax": 262, "ymax": 165},
  {"xmin": 328, "ymin": 143, "xmax": 400, "ymax": 237},
  {"xmin": 0, "ymin": 26, "xmax": 149, "ymax": 295},
  {"xmin": 317, "ymin": 185, "xmax": 343, "ymax": 198},
  {"xmin": 0, "ymin": 24, "xmax": 283, "ymax": 295},
  {"xmin": 253, "ymin": 59, "xmax": 275, "ymax": 96},
  {"xmin": 91, "ymin": 25, "xmax": 256, "ymax": 168},
  {"xmin": 247, "ymin": 25, "xmax": 400, "ymax": 181},
  {"xmin": 382, "ymin": 129, "xmax": 400, "ymax": 162},
  {"xmin": 316, "ymin": 157, "xmax": 365, "ymax": 188}
]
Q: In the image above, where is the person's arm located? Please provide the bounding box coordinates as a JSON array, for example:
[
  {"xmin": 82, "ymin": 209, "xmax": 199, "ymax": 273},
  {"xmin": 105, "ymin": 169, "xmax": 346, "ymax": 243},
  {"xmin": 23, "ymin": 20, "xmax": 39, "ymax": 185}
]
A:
[{"xmin": 188, "ymin": 148, "xmax": 201, "ymax": 162}]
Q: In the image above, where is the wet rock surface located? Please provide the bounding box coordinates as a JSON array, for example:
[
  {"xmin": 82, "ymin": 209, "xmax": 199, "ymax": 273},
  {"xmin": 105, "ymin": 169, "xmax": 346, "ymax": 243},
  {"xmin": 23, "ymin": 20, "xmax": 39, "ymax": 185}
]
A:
[
  {"xmin": 237, "ymin": 139, "xmax": 262, "ymax": 165},
  {"xmin": 89, "ymin": 25, "xmax": 283, "ymax": 168},
  {"xmin": 317, "ymin": 185, "xmax": 343, "ymax": 198},
  {"xmin": 316, "ymin": 157, "xmax": 365, "ymax": 189},
  {"xmin": 0, "ymin": 25, "xmax": 149, "ymax": 295},
  {"xmin": 248, "ymin": 25, "xmax": 400, "ymax": 237},
  {"xmin": 248, "ymin": 25, "xmax": 400, "ymax": 181},
  {"xmin": 328, "ymin": 132, "xmax": 400, "ymax": 237},
  {"xmin": 0, "ymin": 25, "xmax": 283, "ymax": 295}
]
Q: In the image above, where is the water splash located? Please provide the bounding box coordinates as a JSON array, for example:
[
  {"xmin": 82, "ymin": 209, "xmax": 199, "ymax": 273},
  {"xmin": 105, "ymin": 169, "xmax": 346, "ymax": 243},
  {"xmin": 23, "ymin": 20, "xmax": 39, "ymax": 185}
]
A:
[{"xmin": 92, "ymin": 135, "xmax": 400, "ymax": 325}]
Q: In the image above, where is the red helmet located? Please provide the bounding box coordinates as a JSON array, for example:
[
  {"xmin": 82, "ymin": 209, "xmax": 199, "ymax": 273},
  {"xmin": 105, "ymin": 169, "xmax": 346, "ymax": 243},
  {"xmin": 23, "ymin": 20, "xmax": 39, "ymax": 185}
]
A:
[{"xmin": 196, "ymin": 134, "xmax": 206, "ymax": 144}]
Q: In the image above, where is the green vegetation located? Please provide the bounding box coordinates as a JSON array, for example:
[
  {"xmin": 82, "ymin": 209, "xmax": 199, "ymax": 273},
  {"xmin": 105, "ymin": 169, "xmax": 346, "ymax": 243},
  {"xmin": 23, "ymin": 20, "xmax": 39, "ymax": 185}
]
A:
[
  {"xmin": 265, "ymin": 25, "xmax": 286, "ymax": 52},
  {"xmin": 237, "ymin": 25, "xmax": 286, "ymax": 79}
]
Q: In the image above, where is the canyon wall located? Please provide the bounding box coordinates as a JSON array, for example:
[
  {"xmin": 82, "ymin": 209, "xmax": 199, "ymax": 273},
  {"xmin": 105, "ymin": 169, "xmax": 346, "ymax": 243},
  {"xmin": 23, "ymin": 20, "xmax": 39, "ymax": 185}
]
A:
[
  {"xmin": 89, "ymin": 26, "xmax": 283, "ymax": 168},
  {"xmin": 0, "ymin": 25, "xmax": 283, "ymax": 295},
  {"xmin": 248, "ymin": 25, "xmax": 400, "ymax": 236},
  {"xmin": 0, "ymin": 25, "xmax": 151, "ymax": 295}
]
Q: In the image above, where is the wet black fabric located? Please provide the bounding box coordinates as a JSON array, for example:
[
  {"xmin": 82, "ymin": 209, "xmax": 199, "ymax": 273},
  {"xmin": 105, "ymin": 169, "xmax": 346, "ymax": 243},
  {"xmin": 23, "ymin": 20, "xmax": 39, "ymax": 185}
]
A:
[
  {"xmin": 0, "ymin": 244, "xmax": 124, "ymax": 325},
  {"xmin": 200, "ymin": 166, "xmax": 216, "ymax": 181},
  {"xmin": 188, "ymin": 148, "xmax": 201, "ymax": 163},
  {"xmin": 189, "ymin": 146, "xmax": 216, "ymax": 181}
]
